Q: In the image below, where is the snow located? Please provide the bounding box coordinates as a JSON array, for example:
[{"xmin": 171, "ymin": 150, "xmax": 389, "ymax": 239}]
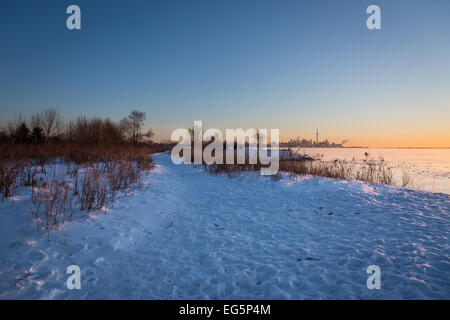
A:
[{"xmin": 0, "ymin": 153, "xmax": 449, "ymax": 299}]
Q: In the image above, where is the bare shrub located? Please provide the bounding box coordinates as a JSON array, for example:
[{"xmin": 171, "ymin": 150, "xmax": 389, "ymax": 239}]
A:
[
  {"xmin": 0, "ymin": 110, "xmax": 164, "ymax": 237},
  {"xmin": 25, "ymin": 148, "xmax": 153, "ymax": 239},
  {"xmin": 79, "ymin": 166, "xmax": 108, "ymax": 211},
  {"xmin": 21, "ymin": 160, "xmax": 38, "ymax": 187},
  {"xmin": 106, "ymin": 150, "xmax": 153, "ymax": 199},
  {"xmin": 29, "ymin": 171, "xmax": 75, "ymax": 240},
  {"xmin": 0, "ymin": 159, "xmax": 25, "ymax": 200}
]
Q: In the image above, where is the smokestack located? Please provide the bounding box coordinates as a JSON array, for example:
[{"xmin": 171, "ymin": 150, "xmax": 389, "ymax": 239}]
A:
[{"xmin": 316, "ymin": 129, "xmax": 318, "ymax": 144}]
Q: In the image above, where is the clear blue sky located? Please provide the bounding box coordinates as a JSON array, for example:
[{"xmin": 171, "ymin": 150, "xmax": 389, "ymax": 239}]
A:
[{"xmin": 1, "ymin": 0, "xmax": 449, "ymax": 146}]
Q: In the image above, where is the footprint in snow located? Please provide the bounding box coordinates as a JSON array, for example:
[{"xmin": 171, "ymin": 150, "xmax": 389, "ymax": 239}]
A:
[
  {"xmin": 297, "ymin": 257, "xmax": 320, "ymax": 262},
  {"xmin": 214, "ymin": 223, "xmax": 225, "ymax": 230},
  {"xmin": 15, "ymin": 271, "xmax": 33, "ymax": 285}
]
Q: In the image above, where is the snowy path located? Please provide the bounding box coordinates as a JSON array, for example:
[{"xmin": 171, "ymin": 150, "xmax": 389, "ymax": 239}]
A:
[{"xmin": 1, "ymin": 153, "xmax": 449, "ymax": 299}]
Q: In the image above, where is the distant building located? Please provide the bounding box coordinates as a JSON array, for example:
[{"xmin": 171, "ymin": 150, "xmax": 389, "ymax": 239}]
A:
[{"xmin": 280, "ymin": 130, "xmax": 345, "ymax": 148}]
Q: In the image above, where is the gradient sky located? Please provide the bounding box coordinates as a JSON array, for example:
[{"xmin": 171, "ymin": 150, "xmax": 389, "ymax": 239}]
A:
[{"xmin": 1, "ymin": 0, "xmax": 449, "ymax": 147}]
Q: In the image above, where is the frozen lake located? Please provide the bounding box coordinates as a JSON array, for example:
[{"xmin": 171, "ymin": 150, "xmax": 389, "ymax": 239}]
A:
[{"xmin": 292, "ymin": 148, "xmax": 450, "ymax": 195}]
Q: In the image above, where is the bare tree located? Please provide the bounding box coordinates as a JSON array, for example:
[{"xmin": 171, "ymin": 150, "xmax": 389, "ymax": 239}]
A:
[
  {"xmin": 41, "ymin": 109, "xmax": 62, "ymax": 139},
  {"xmin": 30, "ymin": 112, "xmax": 42, "ymax": 129},
  {"xmin": 143, "ymin": 128, "xmax": 155, "ymax": 143},
  {"xmin": 122, "ymin": 110, "xmax": 146, "ymax": 145},
  {"xmin": 3, "ymin": 114, "xmax": 25, "ymax": 144}
]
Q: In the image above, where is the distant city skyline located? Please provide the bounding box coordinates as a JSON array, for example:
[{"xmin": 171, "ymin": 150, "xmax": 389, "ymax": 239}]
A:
[{"xmin": 1, "ymin": 0, "xmax": 449, "ymax": 148}]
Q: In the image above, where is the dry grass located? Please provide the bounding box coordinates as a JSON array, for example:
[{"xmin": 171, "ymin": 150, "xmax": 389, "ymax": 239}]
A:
[
  {"xmin": 281, "ymin": 158, "xmax": 394, "ymax": 185},
  {"xmin": 401, "ymin": 168, "xmax": 416, "ymax": 188},
  {"xmin": 203, "ymin": 151, "xmax": 397, "ymax": 186},
  {"xmin": 0, "ymin": 142, "xmax": 164, "ymax": 163},
  {"xmin": 203, "ymin": 151, "xmax": 267, "ymax": 178},
  {"xmin": 1, "ymin": 142, "xmax": 161, "ymax": 239},
  {"xmin": 0, "ymin": 143, "xmax": 159, "ymax": 200}
]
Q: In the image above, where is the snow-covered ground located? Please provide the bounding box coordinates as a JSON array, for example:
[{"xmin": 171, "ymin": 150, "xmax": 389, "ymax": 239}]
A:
[{"xmin": 0, "ymin": 153, "xmax": 449, "ymax": 299}]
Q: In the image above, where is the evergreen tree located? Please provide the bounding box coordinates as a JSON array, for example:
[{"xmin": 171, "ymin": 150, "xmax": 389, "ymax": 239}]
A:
[
  {"xmin": 15, "ymin": 122, "xmax": 31, "ymax": 144},
  {"xmin": 31, "ymin": 125, "xmax": 44, "ymax": 144}
]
